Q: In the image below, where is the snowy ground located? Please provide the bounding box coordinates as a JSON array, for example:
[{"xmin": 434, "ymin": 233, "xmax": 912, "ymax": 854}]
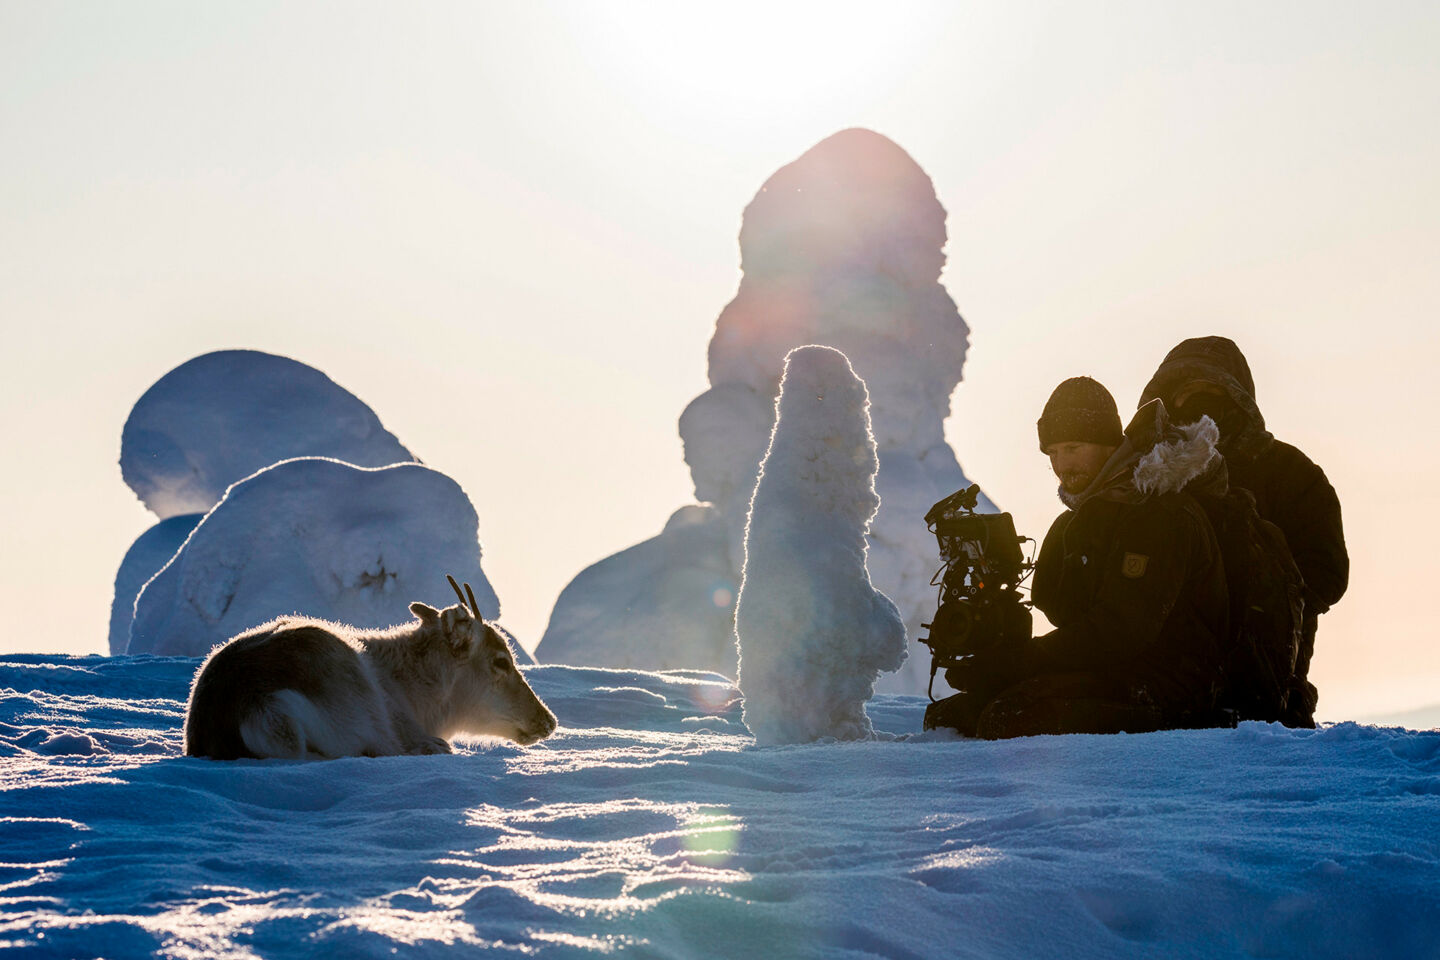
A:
[{"xmin": 2, "ymin": 655, "xmax": 1437, "ymax": 960}]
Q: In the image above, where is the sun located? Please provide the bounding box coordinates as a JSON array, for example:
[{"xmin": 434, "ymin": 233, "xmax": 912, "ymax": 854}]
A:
[{"xmin": 562, "ymin": 1, "xmax": 931, "ymax": 127}]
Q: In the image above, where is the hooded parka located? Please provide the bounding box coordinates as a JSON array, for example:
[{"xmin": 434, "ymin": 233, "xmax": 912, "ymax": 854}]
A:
[{"xmin": 1140, "ymin": 336, "xmax": 1348, "ymax": 725}]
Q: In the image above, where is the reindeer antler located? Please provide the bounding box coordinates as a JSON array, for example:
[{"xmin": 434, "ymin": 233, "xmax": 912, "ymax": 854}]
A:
[
  {"xmin": 446, "ymin": 574, "xmax": 485, "ymax": 621},
  {"xmin": 446, "ymin": 574, "xmax": 468, "ymax": 611}
]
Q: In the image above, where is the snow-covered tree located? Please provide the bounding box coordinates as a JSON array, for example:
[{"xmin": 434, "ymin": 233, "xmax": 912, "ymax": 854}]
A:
[
  {"xmin": 108, "ymin": 513, "xmax": 200, "ymax": 654},
  {"xmin": 538, "ymin": 129, "xmax": 988, "ymax": 693},
  {"xmin": 127, "ymin": 458, "xmax": 515, "ymax": 660},
  {"xmin": 121, "ymin": 349, "xmax": 415, "ymax": 520},
  {"xmin": 736, "ymin": 346, "xmax": 906, "ymax": 744}
]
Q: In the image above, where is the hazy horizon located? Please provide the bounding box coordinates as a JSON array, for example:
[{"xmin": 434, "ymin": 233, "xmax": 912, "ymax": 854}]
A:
[{"xmin": 2, "ymin": 1, "xmax": 1437, "ymax": 721}]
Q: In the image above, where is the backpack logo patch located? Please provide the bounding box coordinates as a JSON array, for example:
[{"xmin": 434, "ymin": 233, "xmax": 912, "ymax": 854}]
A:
[{"xmin": 1121, "ymin": 553, "xmax": 1149, "ymax": 578}]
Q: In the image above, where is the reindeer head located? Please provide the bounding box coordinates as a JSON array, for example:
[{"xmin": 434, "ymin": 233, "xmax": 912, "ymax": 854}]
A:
[{"xmin": 406, "ymin": 576, "xmax": 557, "ymax": 745}]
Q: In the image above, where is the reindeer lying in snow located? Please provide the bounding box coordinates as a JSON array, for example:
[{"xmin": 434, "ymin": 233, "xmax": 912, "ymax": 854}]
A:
[{"xmin": 184, "ymin": 577, "xmax": 557, "ymax": 759}]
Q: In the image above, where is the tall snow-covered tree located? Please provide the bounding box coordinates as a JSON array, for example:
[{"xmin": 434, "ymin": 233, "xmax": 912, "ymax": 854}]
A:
[{"xmin": 736, "ymin": 345, "xmax": 906, "ymax": 744}]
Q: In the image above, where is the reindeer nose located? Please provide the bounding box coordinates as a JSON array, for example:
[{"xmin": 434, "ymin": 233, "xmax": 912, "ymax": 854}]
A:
[{"xmin": 517, "ymin": 716, "xmax": 557, "ymax": 746}]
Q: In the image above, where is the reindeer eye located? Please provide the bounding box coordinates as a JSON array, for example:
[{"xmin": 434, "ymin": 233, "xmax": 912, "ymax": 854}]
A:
[{"xmin": 494, "ymin": 657, "xmax": 513, "ymax": 673}]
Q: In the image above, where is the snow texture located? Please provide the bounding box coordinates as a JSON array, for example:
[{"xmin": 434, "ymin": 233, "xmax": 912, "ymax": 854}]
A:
[
  {"xmin": 735, "ymin": 346, "xmax": 907, "ymax": 744},
  {"xmin": 107, "ymin": 513, "xmax": 201, "ymax": 655},
  {"xmin": 3, "ymin": 653, "xmax": 1439, "ymax": 959},
  {"xmin": 120, "ymin": 350, "xmax": 415, "ymax": 519},
  {"xmin": 538, "ymin": 129, "xmax": 989, "ymax": 694},
  {"xmin": 126, "ymin": 458, "xmax": 520, "ymax": 662}
]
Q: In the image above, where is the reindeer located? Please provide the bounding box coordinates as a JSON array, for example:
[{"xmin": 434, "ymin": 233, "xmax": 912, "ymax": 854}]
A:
[{"xmin": 184, "ymin": 576, "xmax": 557, "ymax": 759}]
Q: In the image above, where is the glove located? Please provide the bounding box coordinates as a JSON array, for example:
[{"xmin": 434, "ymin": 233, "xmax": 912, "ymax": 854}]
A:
[{"xmin": 944, "ymin": 640, "xmax": 1031, "ymax": 695}]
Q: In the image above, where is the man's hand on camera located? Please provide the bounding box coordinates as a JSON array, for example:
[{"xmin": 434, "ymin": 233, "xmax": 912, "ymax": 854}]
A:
[{"xmin": 944, "ymin": 641, "xmax": 1027, "ymax": 696}]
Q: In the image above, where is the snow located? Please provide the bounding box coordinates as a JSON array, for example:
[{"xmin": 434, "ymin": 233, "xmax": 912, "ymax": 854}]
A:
[
  {"xmin": 536, "ymin": 505, "xmax": 739, "ymax": 676},
  {"xmin": 735, "ymin": 346, "xmax": 906, "ymax": 744},
  {"xmin": 3, "ymin": 653, "xmax": 1438, "ymax": 959},
  {"xmin": 108, "ymin": 514, "xmax": 201, "ymax": 655},
  {"xmin": 120, "ymin": 350, "xmax": 415, "ymax": 520},
  {"xmin": 537, "ymin": 130, "xmax": 990, "ymax": 695},
  {"xmin": 126, "ymin": 458, "xmax": 518, "ymax": 662}
]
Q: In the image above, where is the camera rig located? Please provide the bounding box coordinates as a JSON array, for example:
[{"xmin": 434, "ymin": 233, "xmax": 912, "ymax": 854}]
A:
[{"xmin": 917, "ymin": 484, "xmax": 1036, "ymax": 701}]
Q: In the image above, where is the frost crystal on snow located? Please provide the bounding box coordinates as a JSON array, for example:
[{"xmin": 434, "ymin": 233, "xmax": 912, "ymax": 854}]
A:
[
  {"xmin": 120, "ymin": 349, "xmax": 415, "ymax": 519},
  {"xmin": 735, "ymin": 346, "xmax": 906, "ymax": 744},
  {"xmin": 126, "ymin": 458, "xmax": 515, "ymax": 660},
  {"xmin": 538, "ymin": 128, "xmax": 988, "ymax": 693}
]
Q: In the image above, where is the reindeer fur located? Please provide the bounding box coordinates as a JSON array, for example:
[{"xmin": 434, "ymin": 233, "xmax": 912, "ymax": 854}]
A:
[{"xmin": 184, "ymin": 600, "xmax": 556, "ymax": 760}]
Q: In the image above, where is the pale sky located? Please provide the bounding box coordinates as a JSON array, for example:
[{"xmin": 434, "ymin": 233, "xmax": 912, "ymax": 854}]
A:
[{"xmin": 2, "ymin": 1, "xmax": 1436, "ymax": 721}]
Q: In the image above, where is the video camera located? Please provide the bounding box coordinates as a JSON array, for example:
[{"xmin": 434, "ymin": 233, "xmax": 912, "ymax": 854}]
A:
[{"xmin": 917, "ymin": 484, "xmax": 1035, "ymax": 701}]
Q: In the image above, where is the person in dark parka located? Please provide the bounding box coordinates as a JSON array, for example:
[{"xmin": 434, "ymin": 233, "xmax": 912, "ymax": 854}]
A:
[
  {"xmin": 1140, "ymin": 337, "xmax": 1348, "ymax": 727},
  {"xmin": 933, "ymin": 377, "xmax": 1229, "ymax": 739}
]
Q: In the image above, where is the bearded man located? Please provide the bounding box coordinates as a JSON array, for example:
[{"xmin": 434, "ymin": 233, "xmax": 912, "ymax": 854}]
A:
[{"xmin": 929, "ymin": 377, "xmax": 1229, "ymax": 739}]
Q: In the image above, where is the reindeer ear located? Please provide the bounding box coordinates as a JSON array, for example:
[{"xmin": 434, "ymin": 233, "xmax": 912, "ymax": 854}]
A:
[{"xmin": 409, "ymin": 602, "xmax": 440, "ymax": 623}]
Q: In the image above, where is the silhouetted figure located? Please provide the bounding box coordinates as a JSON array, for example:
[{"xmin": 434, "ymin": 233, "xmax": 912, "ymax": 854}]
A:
[
  {"xmin": 931, "ymin": 378, "xmax": 1228, "ymax": 739},
  {"xmin": 1141, "ymin": 337, "xmax": 1348, "ymax": 727}
]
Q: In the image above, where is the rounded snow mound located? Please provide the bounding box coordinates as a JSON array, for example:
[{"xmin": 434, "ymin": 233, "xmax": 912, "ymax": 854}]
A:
[
  {"xmin": 536, "ymin": 504, "xmax": 740, "ymax": 675},
  {"xmin": 108, "ymin": 513, "xmax": 202, "ymax": 655},
  {"xmin": 127, "ymin": 458, "xmax": 509, "ymax": 658},
  {"xmin": 121, "ymin": 350, "xmax": 416, "ymax": 519}
]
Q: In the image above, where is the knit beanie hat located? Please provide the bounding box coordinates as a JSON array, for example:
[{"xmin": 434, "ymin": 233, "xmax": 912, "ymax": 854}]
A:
[{"xmin": 1037, "ymin": 376, "xmax": 1124, "ymax": 452}]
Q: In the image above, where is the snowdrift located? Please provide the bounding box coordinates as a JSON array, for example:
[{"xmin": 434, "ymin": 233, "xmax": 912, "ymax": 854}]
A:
[{"xmin": 3, "ymin": 654, "xmax": 1438, "ymax": 959}]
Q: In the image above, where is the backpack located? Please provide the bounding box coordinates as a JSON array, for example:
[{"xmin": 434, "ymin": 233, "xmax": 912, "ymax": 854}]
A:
[{"xmin": 1195, "ymin": 488, "xmax": 1306, "ymax": 723}]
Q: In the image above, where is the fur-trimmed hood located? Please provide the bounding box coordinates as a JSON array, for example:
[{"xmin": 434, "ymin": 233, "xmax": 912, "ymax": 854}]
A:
[{"xmin": 1060, "ymin": 399, "xmax": 1227, "ymax": 510}]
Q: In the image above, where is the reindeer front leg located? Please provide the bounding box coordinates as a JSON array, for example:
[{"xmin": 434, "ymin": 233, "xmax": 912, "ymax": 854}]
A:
[
  {"xmin": 407, "ymin": 735, "xmax": 452, "ymax": 755},
  {"xmin": 391, "ymin": 709, "xmax": 453, "ymax": 755}
]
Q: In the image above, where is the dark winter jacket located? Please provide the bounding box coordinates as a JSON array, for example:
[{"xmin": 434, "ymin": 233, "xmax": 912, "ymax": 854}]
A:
[
  {"xmin": 1022, "ymin": 401, "xmax": 1230, "ymax": 716},
  {"xmin": 1139, "ymin": 336, "xmax": 1348, "ymax": 689}
]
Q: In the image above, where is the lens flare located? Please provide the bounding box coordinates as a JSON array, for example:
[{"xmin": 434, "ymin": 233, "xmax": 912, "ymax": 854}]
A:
[{"xmin": 681, "ymin": 807, "xmax": 741, "ymax": 865}]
